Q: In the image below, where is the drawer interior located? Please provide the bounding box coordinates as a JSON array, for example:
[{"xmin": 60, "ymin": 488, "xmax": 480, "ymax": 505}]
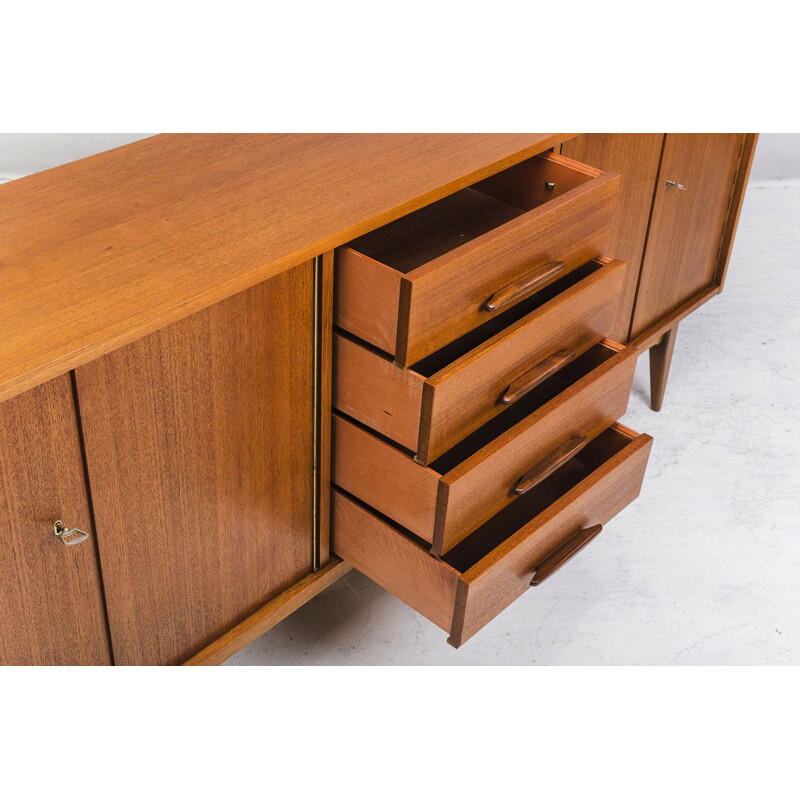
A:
[
  {"xmin": 345, "ymin": 154, "xmax": 600, "ymax": 274},
  {"xmin": 442, "ymin": 425, "xmax": 636, "ymax": 573},
  {"xmin": 428, "ymin": 341, "xmax": 622, "ymax": 474},
  {"xmin": 410, "ymin": 259, "xmax": 604, "ymax": 378}
]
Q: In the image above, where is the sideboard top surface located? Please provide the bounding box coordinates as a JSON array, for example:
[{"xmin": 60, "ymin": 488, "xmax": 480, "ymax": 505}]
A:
[{"xmin": 0, "ymin": 132, "xmax": 569, "ymax": 402}]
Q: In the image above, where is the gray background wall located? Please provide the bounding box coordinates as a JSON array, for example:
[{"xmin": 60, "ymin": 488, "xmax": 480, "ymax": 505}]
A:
[{"xmin": 0, "ymin": 133, "xmax": 797, "ymax": 182}]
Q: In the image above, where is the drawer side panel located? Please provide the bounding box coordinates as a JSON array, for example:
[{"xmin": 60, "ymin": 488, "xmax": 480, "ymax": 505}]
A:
[{"xmin": 332, "ymin": 490, "xmax": 459, "ymax": 632}]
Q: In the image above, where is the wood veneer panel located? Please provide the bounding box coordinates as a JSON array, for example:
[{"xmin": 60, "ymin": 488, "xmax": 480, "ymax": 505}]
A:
[
  {"xmin": 0, "ymin": 375, "xmax": 111, "ymax": 665},
  {"xmin": 331, "ymin": 491, "xmax": 460, "ymax": 632},
  {"xmin": 332, "ymin": 425, "xmax": 652, "ymax": 647},
  {"xmin": 0, "ymin": 133, "xmax": 568, "ymax": 404},
  {"xmin": 435, "ymin": 342, "xmax": 637, "ymax": 554},
  {"xmin": 561, "ymin": 134, "xmax": 665, "ymax": 342},
  {"xmin": 449, "ymin": 427, "xmax": 652, "ymax": 646},
  {"xmin": 419, "ymin": 258, "xmax": 626, "ymax": 462},
  {"xmin": 631, "ymin": 133, "xmax": 745, "ymax": 338},
  {"xmin": 333, "ymin": 414, "xmax": 441, "ymax": 538},
  {"xmin": 333, "ymin": 333, "xmax": 425, "ymax": 452},
  {"xmin": 334, "ymin": 248, "xmax": 403, "ymax": 355},
  {"xmin": 75, "ymin": 264, "xmax": 315, "ymax": 666}
]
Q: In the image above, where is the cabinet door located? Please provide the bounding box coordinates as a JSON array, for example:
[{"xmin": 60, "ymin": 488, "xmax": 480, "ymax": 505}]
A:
[
  {"xmin": 75, "ymin": 263, "xmax": 315, "ymax": 665},
  {"xmin": 630, "ymin": 133, "xmax": 745, "ymax": 339},
  {"xmin": 0, "ymin": 375, "xmax": 111, "ymax": 665},
  {"xmin": 561, "ymin": 134, "xmax": 664, "ymax": 342}
]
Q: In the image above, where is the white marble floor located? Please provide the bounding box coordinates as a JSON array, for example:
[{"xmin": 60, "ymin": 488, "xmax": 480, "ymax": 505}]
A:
[{"xmin": 228, "ymin": 174, "xmax": 800, "ymax": 666}]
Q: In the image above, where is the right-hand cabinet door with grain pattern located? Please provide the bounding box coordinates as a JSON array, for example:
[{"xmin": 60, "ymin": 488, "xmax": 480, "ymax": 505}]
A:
[{"xmin": 630, "ymin": 133, "xmax": 746, "ymax": 339}]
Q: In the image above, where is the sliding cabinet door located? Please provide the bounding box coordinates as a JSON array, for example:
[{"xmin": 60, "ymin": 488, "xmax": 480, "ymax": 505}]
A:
[
  {"xmin": 76, "ymin": 263, "xmax": 316, "ymax": 665},
  {"xmin": 0, "ymin": 375, "xmax": 111, "ymax": 665}
]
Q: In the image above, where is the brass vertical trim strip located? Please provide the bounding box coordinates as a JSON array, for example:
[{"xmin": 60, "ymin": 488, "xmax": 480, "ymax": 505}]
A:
[{"xmin": 311, "ymin": 255, "xmax": 321, "ymax": 571}]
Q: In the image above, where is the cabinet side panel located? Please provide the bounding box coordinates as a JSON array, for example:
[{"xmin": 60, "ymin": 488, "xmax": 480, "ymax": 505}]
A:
[
  {"xmin": 0, "ymin": 375, "xmax": 111, "ymax": 665},
  {"xmin": 561, "ymin": 134, "xmax": 664, "ymax": 342},
  {"xmin": 76, "ymin": 263, "xmax": 315, "ymax": 666}
]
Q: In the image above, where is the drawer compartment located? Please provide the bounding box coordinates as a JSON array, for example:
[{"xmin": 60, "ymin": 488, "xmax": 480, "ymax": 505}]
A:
[
  {"xmin": 335, "ymin": 152, "xmax": 619, "ymax": 366},
  {"xmin": 334, "ymin": 257, "xmax": 625, "ymax": 464},
  {"xmin": 332, "ymin": 423, "xmax": 652, "ymax": 647},
  {"xmin": 334, "ymin": 340, "xmax": 637, "ymax": 555}
]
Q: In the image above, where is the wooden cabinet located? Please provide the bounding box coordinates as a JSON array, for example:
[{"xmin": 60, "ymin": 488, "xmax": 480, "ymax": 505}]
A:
[
  {"xmin": 330, "ymin": 146, "xmax": 654, "ymax": 646},
  {"xmin": 561, "ymin": 133, "xmax": 757, "ymax": 409},
  {"xmin": 0, "ymin": 375, "xmax": 111, "ymax": 665},
  {"xmin": 74, "ymin": 265, "xmax": 316, "ymax": 666},
  {"xmin": 0, "ymin": 134, "xmax": 756, "ymax": 663}
]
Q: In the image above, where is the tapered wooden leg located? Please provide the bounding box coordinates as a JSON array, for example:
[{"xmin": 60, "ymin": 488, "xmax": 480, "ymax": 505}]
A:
[{"xmin": 649, "ymin": 323, "xmax": 678, "ymax": 412}]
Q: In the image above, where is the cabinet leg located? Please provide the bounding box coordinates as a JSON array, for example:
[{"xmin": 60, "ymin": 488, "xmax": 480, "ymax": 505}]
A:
[{"xmin": 649, "ymin": 324, "xmax": 678, "ymax": 412}]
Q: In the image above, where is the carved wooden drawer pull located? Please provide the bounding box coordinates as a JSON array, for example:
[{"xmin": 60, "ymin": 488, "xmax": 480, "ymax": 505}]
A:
[
  {"xmin": 514, "ymin": 435, "xmax": 588, "ymax": 495},
  {"xmin": 484, "ymin": 261, "xmax": 566, "ymax": 312},
  {"xmin": 501, "ymin": 349, "xmax": 575, "ymax": 405}
]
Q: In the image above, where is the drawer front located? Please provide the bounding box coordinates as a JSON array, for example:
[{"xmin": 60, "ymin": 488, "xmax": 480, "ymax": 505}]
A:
[
  {"xmin": 335, "ymin": 153, "xmax": 619, "ymax": 365},
  {"xmin": 402, "ymin": 162, "xmax": 619, "ymax": 365},
  {"xmin": 434, "ymin": 342, "xmax": 637, "ymax": 554},
  {"xmin": 332, "ymin": 425, "xmax": 652, "ymax": 647},
  {"xmin": 449, "ymin": 426, "xmax": 652, "ymax": 646},
  {"xmin": 419, "ymin": 257, "xmax": 626, "ymax": 463},
  {"xmin": 334, "ymin": 259, "xmax": 626, "ymax": 464},
  {"xmin": 333, "ymin": 342, "xmax": 638, "ymax": 556}
]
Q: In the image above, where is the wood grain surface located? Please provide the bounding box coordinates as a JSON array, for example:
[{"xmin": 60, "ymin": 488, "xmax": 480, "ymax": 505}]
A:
[
  {"xmin": 0, "ymin": 375, "xmax": 111, "ymax": 665},
  {"xmin": 0, "ymin": 133, "xmax": 568, "ymax": 404},
  {"xmin": 333, "ymin": 413, "xmax": 441, "ymax": 539},
  {"xmin": 418, "ymin": 257, "xmax": 626, "ymax": 462},
  {"xmin": 561, "ymin": 134, "xmax": 665, "ymax": 342},
  {"xmin": 317, "ymin": 251, "xmax": 335, "ymax": 567},
  {"xmin": 75, "ymin": 264, "xmax": 315, "ymax": 665},
  {"xmin": 333, "ymin": 341, "xmax": 637, "ymax": 556},
  {"xmin": 631, "ymin": 133, "xmax": 745, "ymax": 338},
  {"xmin": 401, "ymin": 157, "xmax": 618, "ymax": 364},
  {"xmin": 185, "ymin": 558, "xmax": 352, "ymax": 666},
  {"xmin": 449, "ymin": 425, "xmax": 652, "ymax": 647},
  {"xmin": 432, "ymin": 342, "xmax": 636, "ymax": 554},
  {"xmin": 331, "ymin": 490, "xmax": 460, "ymax": 632},
  {"xmin": 332, "ymin": 333, "xmax": 426, "ymax": 451},
  {"xmin": 331, "ymin": 426, "xmax": 652, "ymax": 647}
]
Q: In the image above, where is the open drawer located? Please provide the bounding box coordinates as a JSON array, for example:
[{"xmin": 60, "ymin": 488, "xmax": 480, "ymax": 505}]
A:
[
  {"xmin": 333, "ymin": 340, "xmax": 638, "ymax": 556},
  {"xmin": 334, "ymin": 256, "xmax": 625, "ymax": 464},
  {"xmin": 335, "ymin": 151, "xmax": 619, "ymax": 366},
  {"xmin": 332, "ymin": 423, "xmax": 652, "ymax": 648}
]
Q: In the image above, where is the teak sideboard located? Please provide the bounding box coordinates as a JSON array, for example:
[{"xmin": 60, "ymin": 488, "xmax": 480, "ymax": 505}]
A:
[{"xmin": 0, "ymin": 133, "xmax": 756, "ymax": 665}]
